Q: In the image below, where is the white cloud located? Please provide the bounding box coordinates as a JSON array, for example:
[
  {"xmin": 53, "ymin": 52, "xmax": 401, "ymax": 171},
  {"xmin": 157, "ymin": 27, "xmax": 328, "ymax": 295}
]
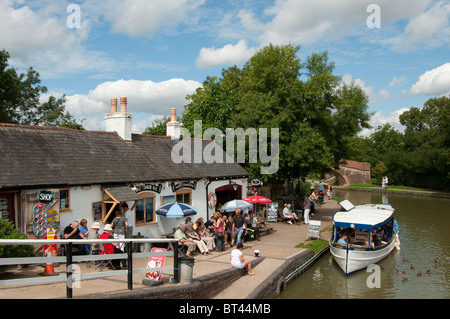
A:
[
  {"xmin": 342, "ymin": 74, "xmax": 391, "ymax": 104},
  {"xmin": 65, "ymin": 78, "xmax": 202, "ymax": 116},
  {"xmin": 195, "ymin": 39, "xmax": 257, "ymax": 69},
  {"xmin": 103, "ymin": 0, "xmax": 205, "ymax": 37},
  {"xmin": 410, "ymin": 63, "xmax": 450, "ymax": 96},
  {"xmin": 391, "ymin": 1, "xmax": 450, "ymax": 52},
  {"xmin": 253, "ymin": 0, "xmax": 432, "ymax": 46},
  {"xmin": 389, "ymin": 76, "xmax": 408, "ymax": 88},
  {"xmin": 0, "ymin": 1, "xmax": 117, "ymax": 79},
  {"xmin": 360, "ymin": 108, "xmax": 409, "ymax": 136}
]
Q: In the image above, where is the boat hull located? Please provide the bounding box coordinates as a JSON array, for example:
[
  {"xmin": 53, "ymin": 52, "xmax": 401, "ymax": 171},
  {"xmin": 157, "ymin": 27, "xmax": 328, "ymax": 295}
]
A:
[{"xmin": 330, "ymin": 235, "xmax": 397, "ymax": 275}]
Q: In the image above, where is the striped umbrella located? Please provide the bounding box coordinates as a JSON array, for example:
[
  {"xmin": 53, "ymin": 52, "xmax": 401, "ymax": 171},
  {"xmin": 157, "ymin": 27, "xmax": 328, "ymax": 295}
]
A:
[
  {"xmin": 156, "ymin": 202, "xmax": 197, "ymax": 218},
  {"xmin": 219, "ymin": 199, "xmax": 252, "ymax": 213}
]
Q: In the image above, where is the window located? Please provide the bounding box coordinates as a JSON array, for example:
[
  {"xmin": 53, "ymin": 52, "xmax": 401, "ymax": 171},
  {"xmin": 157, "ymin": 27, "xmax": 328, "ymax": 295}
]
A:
[
  {"xmin": 136, "ymin": 194, "xmax": 155, "ymax": 225},
  {"xmin": 161, "ymin": 195, "xmax": 175, "ymax": 206},
  {"xmin": 59, "ymin": 189, "xmax": 70, "ymax": 211},
  {"xmin": 176, "ymin": 190, "xmax": 191, "ymax": 205}
]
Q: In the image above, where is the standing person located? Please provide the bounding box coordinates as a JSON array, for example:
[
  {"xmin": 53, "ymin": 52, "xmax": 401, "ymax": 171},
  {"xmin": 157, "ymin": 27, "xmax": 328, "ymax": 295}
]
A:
[
  {"xmin": 111, "ymin": 211, "xmax": 126, "ymax": 251},
  {"xmin": 224, "ymin": 215, "xmax": 234, "ymax": 247},
  {"xmin": 382, "ymin": 176, "xmax": 386, "ymax": 188},
  {"xmin": 230, "ymin": 243, "xmax": 255, "ymax": 276},
  {"xmin": 214, "ymin": 212, "xmax": 225, "ymax": 252},
  {"xmin": 122, "ymin": 203, "xmax": 134, "ymax": 239},
  {"xmin": 385, "ymin": 176, "xmax": 389, "ymax": 189},
  {"xmin": 248, "ymin": 212, "xmax": 261, "ymax": 241},
  {"xmin": 302, "ymin": 195, "xmax": 312, "ymax": 225},
  {"xmin": 232, "ymin": 208, "xmax": 247, "ymax": 246}
]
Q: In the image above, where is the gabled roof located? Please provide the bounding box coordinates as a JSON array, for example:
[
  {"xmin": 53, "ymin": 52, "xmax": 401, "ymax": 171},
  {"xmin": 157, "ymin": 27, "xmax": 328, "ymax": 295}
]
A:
[{"xmin": 0, "ymin": 123, "xmax": 249, "ymax": 190}]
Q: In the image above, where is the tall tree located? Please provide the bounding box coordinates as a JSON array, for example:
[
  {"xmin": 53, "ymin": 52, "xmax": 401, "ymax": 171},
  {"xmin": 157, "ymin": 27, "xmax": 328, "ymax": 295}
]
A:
[
  {"xmin": 182, "ymin": 44, "xmax": 371, "ymax": 183},
  {"xmin": 0, "ymin": 49, "xmax": 83, "ymax": 129}
]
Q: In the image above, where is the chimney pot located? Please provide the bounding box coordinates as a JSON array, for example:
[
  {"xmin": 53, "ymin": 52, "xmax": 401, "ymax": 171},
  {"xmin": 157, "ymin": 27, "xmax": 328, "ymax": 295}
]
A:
[
  {"xmin": 120, "ymin": 96, "xmax": 127, "ymax": 112},
  {"xmin": 110, "ymin": 98, "xmax": 118, "ymax": 113},
  {"xmin": 170, "ymin": 108, "xmax": 177, "ymax": 122}
]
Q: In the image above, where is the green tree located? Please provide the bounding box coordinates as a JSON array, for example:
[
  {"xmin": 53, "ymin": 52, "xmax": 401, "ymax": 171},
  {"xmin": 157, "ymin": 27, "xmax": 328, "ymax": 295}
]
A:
[
  {"xmin": 0, "ymin": 49, "xmax": 83, "ymax": 129},
  {"xmin": 182, "ymin": 44, "xmax": 370, "ymax": 182},
  {"xmin": 143, "ymin": 116, "xmax": 171, "ymax": 135}
]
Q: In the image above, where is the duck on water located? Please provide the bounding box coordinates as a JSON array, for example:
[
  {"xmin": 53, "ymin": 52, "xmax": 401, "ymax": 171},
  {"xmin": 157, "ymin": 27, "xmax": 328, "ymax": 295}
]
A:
[{"xmin": 330, "ymin": 200, "xmax": 400, "ymax": 275}]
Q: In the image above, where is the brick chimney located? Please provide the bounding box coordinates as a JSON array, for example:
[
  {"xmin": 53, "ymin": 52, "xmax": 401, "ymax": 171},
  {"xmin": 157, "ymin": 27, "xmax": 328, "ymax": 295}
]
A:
[
  {"xmin": 105, "ymin": 96, "xmax": 132, "ymax": 141},
  {"xmin": 166, "ymin": 108, "xmax": 182, "ymax": 139}
]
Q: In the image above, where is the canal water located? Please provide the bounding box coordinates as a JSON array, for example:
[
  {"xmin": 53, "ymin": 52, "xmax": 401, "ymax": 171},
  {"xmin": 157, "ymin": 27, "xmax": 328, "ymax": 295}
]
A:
[{"xmin": 277, "ymin": 189, "xmax": 450, "ymax": 299}]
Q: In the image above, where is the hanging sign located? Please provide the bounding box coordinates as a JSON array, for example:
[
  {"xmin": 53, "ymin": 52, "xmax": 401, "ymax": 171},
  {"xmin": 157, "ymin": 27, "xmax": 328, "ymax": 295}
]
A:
[
  {"xmin": 145, "ymin": 247, "xmax": 166, "ymax": 281},
  {"xmin": 130, "ymin": 183, "xmax": 163, "ymax": 194},
  {"xmin": 171, "ymin": 181, "xmax": 197, "ymax": 192}
]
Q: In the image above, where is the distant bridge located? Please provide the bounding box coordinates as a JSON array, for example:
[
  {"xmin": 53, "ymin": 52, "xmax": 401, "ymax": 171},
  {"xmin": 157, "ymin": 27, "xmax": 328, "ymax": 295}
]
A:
[{"xmin": 327, "ymin": 160, "xmax": 371, "ymax": 186}]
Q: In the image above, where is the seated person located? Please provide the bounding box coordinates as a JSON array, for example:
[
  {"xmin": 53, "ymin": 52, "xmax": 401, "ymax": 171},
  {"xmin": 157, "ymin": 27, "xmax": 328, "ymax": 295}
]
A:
[
  {"xmin": 204, "ymin": 216, "xmax": 216, "ymax": 234},
  {"xmin": 185, "ymin": 221, "xmax": 210, "ymax": 255},
  {"xmin": 174, "ymin": 223, "xmax": 196, "ymax": 257},
  {"xmin": 196, "ymin": 219, "xmax": 216, "ymax": 251},
  {"xmin": 99, "ymin": 224, "xmax": 127, "ymax": 269},
  {"xmin": 87, "ymin": 222, "xmax": 101, "ymax": 254},
  {"xmin": 283, "ymin": 204, "xmax": 299, "ymax": 224},
  {"xmin": 337, "ymin": 233, "xmax": 348, "ymax": 245},
  {"xmin": 371, "ymin": 235, "xmax": 387, "ymax": 248},
  {"xmin": 63, "ymin": 220, "xmax": 87, "ymax": 255}
]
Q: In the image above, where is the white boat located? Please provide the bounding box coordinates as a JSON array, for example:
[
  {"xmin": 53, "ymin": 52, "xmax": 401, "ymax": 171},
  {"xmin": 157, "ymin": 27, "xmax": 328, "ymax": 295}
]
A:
[{"xmin": 330, "ymin": 200, "xmax": 399, "ymax": 275}]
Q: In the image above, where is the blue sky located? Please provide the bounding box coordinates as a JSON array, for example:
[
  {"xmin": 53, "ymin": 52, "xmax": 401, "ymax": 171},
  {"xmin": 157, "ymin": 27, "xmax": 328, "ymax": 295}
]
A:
[{"xmin": 1, "ymin": 0, "xmax": 449, "ymax": 135}]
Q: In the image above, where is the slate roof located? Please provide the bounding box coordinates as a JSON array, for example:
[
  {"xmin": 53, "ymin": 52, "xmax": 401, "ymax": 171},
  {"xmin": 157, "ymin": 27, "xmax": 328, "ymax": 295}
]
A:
[{"xmin": 0, "ymin": 123, "xmax": 249, "ymax": 190}]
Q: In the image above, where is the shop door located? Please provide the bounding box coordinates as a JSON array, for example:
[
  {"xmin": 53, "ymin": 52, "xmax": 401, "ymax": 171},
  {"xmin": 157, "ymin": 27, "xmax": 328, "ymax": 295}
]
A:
[{"xmin": 0, "ymin": 193, "xmax": 15, "ymax": 226}]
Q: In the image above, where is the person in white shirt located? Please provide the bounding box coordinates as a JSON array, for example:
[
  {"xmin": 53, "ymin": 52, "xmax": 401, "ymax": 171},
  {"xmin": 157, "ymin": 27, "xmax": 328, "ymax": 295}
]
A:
[
  {"xmin": 282, "ymin": 204, "xmax": 298, "ymax": 224},
  {"xmin": 230, "ymin": 243, "xmax": 255, "ymax": 276},
  {"xmin": 122, "ymin": 203, "xmax": 134, "ymax": 239}
]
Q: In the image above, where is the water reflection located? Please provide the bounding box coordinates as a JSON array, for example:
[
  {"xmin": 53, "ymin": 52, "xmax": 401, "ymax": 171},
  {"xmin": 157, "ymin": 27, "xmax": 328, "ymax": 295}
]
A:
[{"xmin": 277, "ymin": 189, "xmax": 450, "ymax": 299}]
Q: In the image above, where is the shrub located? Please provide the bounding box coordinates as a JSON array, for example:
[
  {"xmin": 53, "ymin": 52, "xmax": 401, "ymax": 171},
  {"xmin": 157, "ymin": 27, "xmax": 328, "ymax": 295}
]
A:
[{"xmin": 0, "ymin": 220, "xmax": 35, "ymax": 258}]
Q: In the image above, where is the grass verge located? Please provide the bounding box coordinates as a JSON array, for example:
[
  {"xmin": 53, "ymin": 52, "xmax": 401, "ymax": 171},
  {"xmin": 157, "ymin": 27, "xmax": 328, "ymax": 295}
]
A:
[{"xmin": 296, "ymin": 238, "xmax": 329, "ymax": 254}]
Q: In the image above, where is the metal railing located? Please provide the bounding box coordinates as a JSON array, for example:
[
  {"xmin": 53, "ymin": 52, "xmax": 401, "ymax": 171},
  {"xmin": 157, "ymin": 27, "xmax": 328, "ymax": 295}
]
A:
[{"xmin": 0, "ymin": 238, "xmax": 179, "ymax": 298}]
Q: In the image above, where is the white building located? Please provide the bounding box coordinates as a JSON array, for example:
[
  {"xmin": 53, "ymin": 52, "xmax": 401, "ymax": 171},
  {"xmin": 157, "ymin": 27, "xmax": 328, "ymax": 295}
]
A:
[{"xmin": 0, "ymin": 97, "xmax": 249, "ymax": 242}]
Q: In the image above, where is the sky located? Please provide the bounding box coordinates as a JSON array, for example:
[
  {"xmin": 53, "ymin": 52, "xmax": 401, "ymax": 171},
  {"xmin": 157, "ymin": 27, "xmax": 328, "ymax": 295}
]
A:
[{"xmin": 1, "ymin": 0, "xmax": 449, "ymax": 136}]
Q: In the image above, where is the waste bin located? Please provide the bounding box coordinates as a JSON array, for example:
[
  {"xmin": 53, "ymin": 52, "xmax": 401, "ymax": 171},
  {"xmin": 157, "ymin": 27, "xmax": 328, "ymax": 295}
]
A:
[{"xmin": 177, "ymin": 256, "xmax": 195, "ymax": 283}]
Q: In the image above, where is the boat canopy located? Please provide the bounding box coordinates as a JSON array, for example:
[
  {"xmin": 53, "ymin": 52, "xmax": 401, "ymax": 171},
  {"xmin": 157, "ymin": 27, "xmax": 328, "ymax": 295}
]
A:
[{"xmin": 332, "ymin": 206, "xmax": 394, "ymax": 230}]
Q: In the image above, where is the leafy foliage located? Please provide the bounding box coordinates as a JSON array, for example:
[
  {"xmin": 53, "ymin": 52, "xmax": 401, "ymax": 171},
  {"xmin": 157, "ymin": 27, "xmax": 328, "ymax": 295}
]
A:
[
  {"xmin": 0, "ymin": 50, "xmax": 83, "ymax": 129},
  {"xmin": 0, "ymin": 220, "xmax": 34, "ymax": 258},
  {"xmin": 180, "ymin": 44, "xmax": 370, "ymax": 185},
  {"xmin": 349, "ymin": 96, "xmax": 450, "ymax": 189}
]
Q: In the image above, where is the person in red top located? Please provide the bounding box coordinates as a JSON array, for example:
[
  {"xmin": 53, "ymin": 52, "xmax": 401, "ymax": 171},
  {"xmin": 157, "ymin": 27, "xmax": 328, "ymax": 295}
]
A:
[{"xmin": 100, "ymin": 224, "xmax": 127, "ymax": 269}]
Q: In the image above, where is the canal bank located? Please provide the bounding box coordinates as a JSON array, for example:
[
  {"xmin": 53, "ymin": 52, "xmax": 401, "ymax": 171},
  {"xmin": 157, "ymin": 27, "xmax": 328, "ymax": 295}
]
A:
[{"xmin": 1, "ymin": 199, "xmax": 339, "ymax": 299}]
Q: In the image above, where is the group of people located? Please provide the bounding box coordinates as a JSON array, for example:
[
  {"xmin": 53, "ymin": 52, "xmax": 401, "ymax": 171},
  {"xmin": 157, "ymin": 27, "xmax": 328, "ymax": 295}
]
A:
[
  {"xmin": 62, "ymin": 203, "xmax": 134, "ymax": 269},
  {"xmin": 174, "ymin": 208, "xmax": 261, "ymax": 258},
  {"xmin": 382, "ymin": 176, "xmax": 389, "ymax": 188}
]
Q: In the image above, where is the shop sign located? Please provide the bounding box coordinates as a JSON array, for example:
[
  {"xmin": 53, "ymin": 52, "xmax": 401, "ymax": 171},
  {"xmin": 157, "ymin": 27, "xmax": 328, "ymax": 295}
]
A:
[
  {"xmin": 130, "ymin": 183, "xmax": 163, "ymax": 194},
  {"xmin": 171, "ymin": 180, "xmax": 197, "ymax": 192},
  {"xmin": 39, "ymin": 191, "xmax": 54, "ymax": 204}
]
